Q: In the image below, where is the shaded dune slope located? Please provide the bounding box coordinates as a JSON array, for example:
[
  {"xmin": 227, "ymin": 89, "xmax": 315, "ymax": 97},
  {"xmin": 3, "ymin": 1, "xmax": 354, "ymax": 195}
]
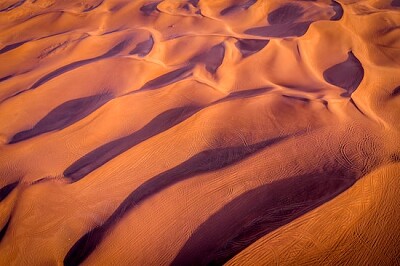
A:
[{"xmin": 0, "ymin": 0, "xmax": 399, "ymax": 265}]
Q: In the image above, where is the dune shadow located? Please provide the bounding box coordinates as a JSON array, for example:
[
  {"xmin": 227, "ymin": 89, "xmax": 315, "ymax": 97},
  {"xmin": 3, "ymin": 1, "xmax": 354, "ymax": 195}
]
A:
[
  {"xmin": 391, "ymin": 86, "xmax": 400, "ymax": 97},
  {"xmin": 63, "ymin": 106, "xmax": 201, "ymax": 182},
  {"xmin": 0, "ymin": 75, "xmax": 13, "ymax": 83},
  {"xmin": 323, "ymin": 51, "xmax": 364, "ymax": 97},
  {"xmin": 215, "ymin": 87, "xmax": 273, "ymax": 104},
  {"xmin": 0, "ymin": 182, "xmax": 17, "ymax": 243},
  {"xmin": 331, "ymin": 1, "xmax": 343, "ymax": 20},
  {"xmin": 220, "ymin": 0, "xmax": 257, "ymax": 16},
  {"xmin": 235, "ymin": 39, "xmax": 269, "ymax": 58},
  {"xmin": 245, "ymin": 21, "xmax": 312, "ymax": 38},
  {"xmin": 392, "ymin": 0, "xmax": 400, "ymax": 7},
  {"xmin": 28, "ymin": 39, "xmax": 130, "ymax": 91},
  {"xmin": 129, "ymin": 36, "xmax": 154, "ymax": 57},
  {"xmin": 172, "ymin": 171, "xmax": 357, "ymax": 265},
  {"xmin": 83, "ymin": 0, "xmax": 104, "ymax": 12},
  {"xmin": 244, "ymin": 3, "xmax": 310, "ymax": 37},
  {"xmin": 0, "ymin": 0, "xmax": 25, "ymax": 12},
  {"xmin": 63, "ymin": 134, "xmax": 293, "ymax": 265},
  {"xmin": 140, "ymin": 65, "xmax": 193, "ymax": 91},
  {"xmin": 0, "ymin": 41, "xmax": 27, "ymax": 54},
  {"xmin": 64, "ymin": 86, "xmax": 276, "ymax": 182},
  {"xmin": 0, "ymin": 217, "xmax": 11, "ymax": 242},
  {"xmin": 190, "ymin": 43, "xmax": 225, "ymax": 74},
  {"xmin": 268, "ymin": 3, "xmax": 304, "ymax": 25},
  {"xmin": 140, "ymin": 2, "xmax": 160, "ymax": 16},
  {"xmin": 245, "ymin": 1, "xmax": 342, "ymax": 37},
  {"xmin": 0, "ymin": 182, "xmax": 18, "ymax": 202},
  {"xmin": 10, "ymin": 94, "xmax": 112, "ymax": 144}
]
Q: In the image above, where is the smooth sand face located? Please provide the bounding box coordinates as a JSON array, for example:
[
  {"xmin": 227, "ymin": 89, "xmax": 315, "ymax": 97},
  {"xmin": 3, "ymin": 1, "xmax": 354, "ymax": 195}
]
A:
[{"xmin": 0, "ymin": 0, "xmax": 399, "ymax": 265}]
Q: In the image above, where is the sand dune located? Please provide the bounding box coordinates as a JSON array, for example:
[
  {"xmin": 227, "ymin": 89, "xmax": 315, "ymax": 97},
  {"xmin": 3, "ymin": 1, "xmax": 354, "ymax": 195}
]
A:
[{"xmin": 0, "ymin": 0, "xmax": 399, "ymax": 265}]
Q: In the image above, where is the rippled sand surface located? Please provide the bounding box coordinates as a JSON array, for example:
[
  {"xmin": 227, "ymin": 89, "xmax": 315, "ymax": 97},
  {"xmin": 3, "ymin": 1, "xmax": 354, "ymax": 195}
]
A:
[{"xmin": 0, "ymin": 0, "xmax": 400, "ymax": 265}]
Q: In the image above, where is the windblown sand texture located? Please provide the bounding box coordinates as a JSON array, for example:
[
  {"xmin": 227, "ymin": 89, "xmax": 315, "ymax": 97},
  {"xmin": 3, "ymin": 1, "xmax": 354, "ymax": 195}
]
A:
[{"xmin": 0, "ymin": 0, "xmax": 400, "ymax": 265}]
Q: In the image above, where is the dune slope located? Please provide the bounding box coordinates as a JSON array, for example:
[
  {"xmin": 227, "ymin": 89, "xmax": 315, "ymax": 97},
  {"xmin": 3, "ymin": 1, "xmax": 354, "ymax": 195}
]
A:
[{"xmin": 0, "ymin": 0, "xmax": 399, "ymax": 265}]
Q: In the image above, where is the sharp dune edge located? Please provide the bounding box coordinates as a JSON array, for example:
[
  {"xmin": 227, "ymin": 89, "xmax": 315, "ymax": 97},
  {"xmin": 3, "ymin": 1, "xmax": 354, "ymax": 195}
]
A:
[{"xmin": 0, "ymin": 0, "xmax": 399, "ymax": 265}]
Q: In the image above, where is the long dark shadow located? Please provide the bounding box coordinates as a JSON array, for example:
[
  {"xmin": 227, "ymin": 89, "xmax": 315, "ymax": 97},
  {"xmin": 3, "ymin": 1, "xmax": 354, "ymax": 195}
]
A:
[
  {"xmin": 63, "ymin": 134, "xmax": 293, "ymax": 265},
  {"xmin": 0, "ymin": 75, "xmax": 12, "ymax": 83},
  {"xmin": 391, "ymin": 85, "xmax": 400, "ymax": 97},
  {"xmin": 0, "ymin": 41, "xmax": 27, "ymax": 54},
  {"xmin": 0, "ymin": 182, "xmax": 18, "ymax": 202},
  {"xmin": 0, "ymin": 0, "xmax": 25, "ymax": 12},
  {"xmin": 64, "ymin": 87, "xmax": 274, "ymax": 182},
  {"xmin": 83, "ymin": 0, "xmax": 104, "ymax": 12},
  {"xmin": 245, "ymin": 21, "xmax": 312, "ymax": 38},
  {"xmin": 214, "ymin": 87, "xmax": 273, "ymax": 104},
  {"xmin": 9, "ymin": 94, "xmax": 112, "ymax": 144},
  {"xmin": 172, "ymin": 170, "xmax": 358, "ymax": 265},
  {"xmin": 220, "ymin": 0, "xmax": 257, "ymax": 16},
  {"xmin": 245, "ymin": 1, "xmax": 342, "ymax": 38},
  {"xmin": 29, "ymin": 39, "xmax": 130, "ymax": 90},
  {"xmin": 140, "ymin": 65, "xmax": 193, "ymax": 91},
  {"xmin": 0, "ymin": 217, "xmax": 11, "ymax": 242},
  {"xmin": 63, "ymin": 105, "xmax": 201, "ymax": 182}
]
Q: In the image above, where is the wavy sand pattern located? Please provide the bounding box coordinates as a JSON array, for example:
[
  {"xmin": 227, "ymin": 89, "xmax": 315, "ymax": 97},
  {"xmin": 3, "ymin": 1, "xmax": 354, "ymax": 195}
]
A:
[{"xmin": 0, "ymin": 0, "xmax": 400, "ymax": 265}]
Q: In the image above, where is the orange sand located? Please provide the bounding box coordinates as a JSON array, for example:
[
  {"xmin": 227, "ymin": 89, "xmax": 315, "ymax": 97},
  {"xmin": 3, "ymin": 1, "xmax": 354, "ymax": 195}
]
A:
[{"xmin": 0, "ymin": 0, "xmax": 399, "ymax": 265}]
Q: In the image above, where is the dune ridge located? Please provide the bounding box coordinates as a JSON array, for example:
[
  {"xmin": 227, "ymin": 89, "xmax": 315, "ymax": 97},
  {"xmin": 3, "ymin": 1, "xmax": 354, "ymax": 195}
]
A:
[{"xmin": 0, "ymin": 0, "xmax": 399, "ymax": 265}]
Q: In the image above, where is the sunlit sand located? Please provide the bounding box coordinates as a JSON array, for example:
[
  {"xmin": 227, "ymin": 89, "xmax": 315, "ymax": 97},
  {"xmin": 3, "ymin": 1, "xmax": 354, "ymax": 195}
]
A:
[{"xmin": 0, "ymin": 0, "xmax": 399, "ymax": 265}]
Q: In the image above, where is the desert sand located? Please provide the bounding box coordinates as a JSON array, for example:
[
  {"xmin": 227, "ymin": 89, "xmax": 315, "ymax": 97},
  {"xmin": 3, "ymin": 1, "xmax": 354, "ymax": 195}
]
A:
[{"xmin": 0, "ymin": 0, "xmax": 399, "ymax": 265}]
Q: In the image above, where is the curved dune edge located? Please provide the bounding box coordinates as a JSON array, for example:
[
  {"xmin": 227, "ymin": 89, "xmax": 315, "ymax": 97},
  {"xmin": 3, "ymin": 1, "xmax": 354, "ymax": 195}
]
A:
[
  {"xmin": 0, "ymin": 0, "xmax": 399, "ymax": 264},
  {"xmin": 227, "ymin": 163, "xmax": 400, "ymax": 265}
]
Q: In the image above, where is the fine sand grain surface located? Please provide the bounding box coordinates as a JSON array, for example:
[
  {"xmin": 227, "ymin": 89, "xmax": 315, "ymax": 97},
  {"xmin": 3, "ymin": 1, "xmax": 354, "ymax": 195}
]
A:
[{"xmin": 0, "ymin": 0, "xmax": 399, "ymax": 265}]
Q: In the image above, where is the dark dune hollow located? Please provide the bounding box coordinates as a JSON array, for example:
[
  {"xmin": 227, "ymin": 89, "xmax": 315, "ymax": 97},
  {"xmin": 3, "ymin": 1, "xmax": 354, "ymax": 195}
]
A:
[
  {"xmin": 129, "ymin": 36, "xmax": 154, "ymax": 56},
  {"xmin": 391, "ymin": 153, "xmax": 400, "ymax": 162},
  {"xmin": 10, "ymin": 94, "xmax": 112, "ymax": 144},
  {"xmin": 391, "ymin": 86, "xmax": 400, "ymax": 96},
  {"xmin": 0, "ymin": 0, "xmax": 25, "ymax": 12},
  {"xmin": 0, "ymin": 75, "xmax": 12, "ymax": 83},
  {"xmin": 64, "ymin": 87, "xmax": 276, "ymax": 182},
  {"xmin": 0, "ymin": 41, "xmax": 27, "ymax": 54},
  {"xmin": 83, "ymin": 0, "xmax": 104, "ymax": 12},
  {"xmin": 63, "ymin": 135, "xmax": 292, "ymax": 265},
  {"xmin": 140, "ymin": 65, "xmax": 193, "ymax": 90},
  {"xmin": 188, "ymin": 0, "xmax": 199, "ymax": 7},
  {"xmin": 235, "ymin": 39, "xmax": 269, "ymax": 57},
  {"xmin": 392, "ymin": 0, "xmax": 400, "ymax": 7},
  {"xmin": 267, "ymin": 4, "xmax": 304, "ymax": 25},
  {"xmin": 282, "ymin": 94, "xmax": 310, "ymax": 103},
  {"xmin": 172, "ymin": 171, "xmax": 357, "ymax": 265},
  {"xmin": 0, "ymin": 182, "xmax": 18, "ymax": 202},
  {"xmin": 245, "ymin": 21, "xmax": 312, "ymax": 38},
  {"xmin": 215, "ymin": 87, "xmax": 273, "ymax": 104},
  {"xmin": 349, "ymin": 99, "xmax": 366, "ymax": 116},
  {"xmin": 330, "ymin": 1, "xmax": 343, "ymax": 21},
  {"xmin": 63, "ymin": 106, "xmax": 200, "ymax": 182},
  {"xmin": 1, "ymin": 0, "xmax": 399, "ymax": 264},
  {"xmin": 191, "ymin": 43, "xmax": 225, "ymax": 73},
  {"xmin": 323, "ymin": 51, "xmax": 364, "ymax": 97},
  {"xmin": 220, "ymin": 0, "xmax": 257, "ymax": 16},
  {"xmin": 0, "ymin": 218, "xmax": 11, "ymax": 242},
  {"xmin": 140, "ymin": 2, "xmax": 160, "ymax": 16},
  {"xmin": 29, "ymin": 39, "xmax": 130, "ymax": 91}
]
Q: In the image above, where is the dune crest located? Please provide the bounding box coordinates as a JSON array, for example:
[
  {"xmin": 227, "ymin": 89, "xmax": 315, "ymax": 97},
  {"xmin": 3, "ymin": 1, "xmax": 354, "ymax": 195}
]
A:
[{"xmin": 0, "ymin": 0, "xmax": 399, "ymax": 265}]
